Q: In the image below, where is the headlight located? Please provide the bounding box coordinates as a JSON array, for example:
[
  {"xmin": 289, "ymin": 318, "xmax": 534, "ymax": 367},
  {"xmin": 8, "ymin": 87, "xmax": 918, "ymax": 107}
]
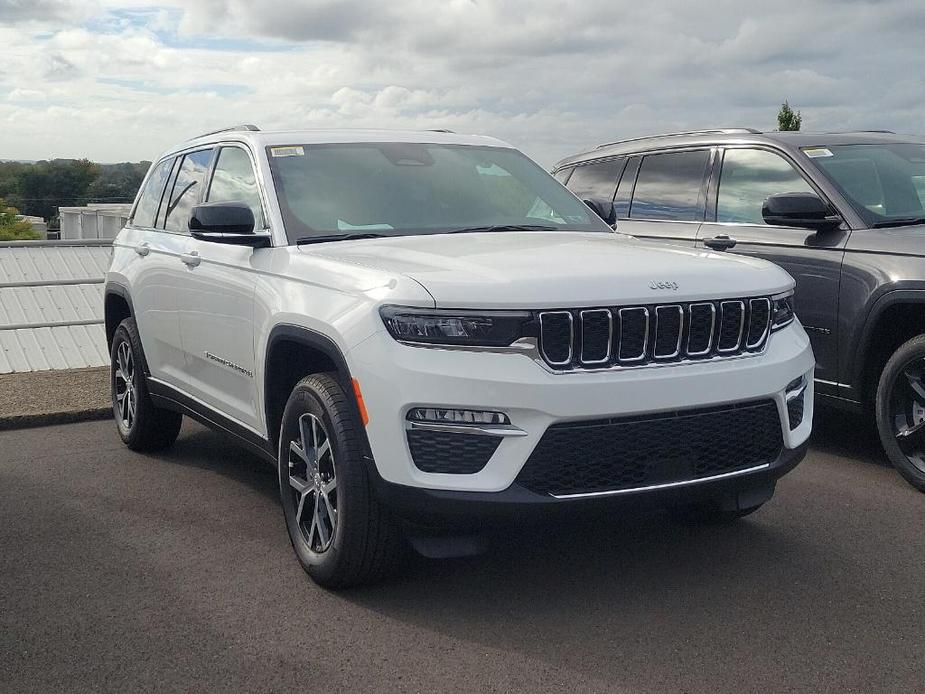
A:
[
  {"xmin": 380, "ymin": 306, "xmax": 531, "ymax": 346},
  {"xmin": 770, "ymin": 291, "xmax": 795, "ymax": 331}
]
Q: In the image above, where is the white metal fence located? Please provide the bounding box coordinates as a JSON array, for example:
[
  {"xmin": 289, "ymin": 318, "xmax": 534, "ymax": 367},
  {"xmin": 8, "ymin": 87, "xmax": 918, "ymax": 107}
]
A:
[{"xmin": 0, "ymin": 240, "xmax": 112, "ymax": 373}]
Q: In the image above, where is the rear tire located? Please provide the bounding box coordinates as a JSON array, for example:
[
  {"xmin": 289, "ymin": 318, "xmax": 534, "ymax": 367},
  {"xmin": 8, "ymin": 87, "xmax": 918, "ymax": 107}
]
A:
[
  {"xmin": 875, "ymin": 335, "xmax": 925, "ymax": 492},
  {"xmin": 278, "ymin": 373, "xmax": 403, "ymax": 588},
  {"xmin": 110, "ymin": 318, "xmax": 182, "ymax": 452}
]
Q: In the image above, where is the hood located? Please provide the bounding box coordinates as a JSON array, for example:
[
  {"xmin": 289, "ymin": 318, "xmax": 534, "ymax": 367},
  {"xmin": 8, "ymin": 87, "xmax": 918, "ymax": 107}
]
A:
[{"xmin": 302, "ymin": 231, "xmax": 794, "ymax": 308}]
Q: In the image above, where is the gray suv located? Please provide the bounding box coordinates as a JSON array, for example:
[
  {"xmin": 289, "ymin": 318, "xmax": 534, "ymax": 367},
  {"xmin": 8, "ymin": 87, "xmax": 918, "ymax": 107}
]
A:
[{"xmin": 556, "ymin": 128, "xmax": 925, "ymax": 491}]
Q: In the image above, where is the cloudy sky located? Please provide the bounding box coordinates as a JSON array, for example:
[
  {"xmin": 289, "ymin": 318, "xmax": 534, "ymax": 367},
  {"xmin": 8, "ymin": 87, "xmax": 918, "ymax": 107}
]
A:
[{"xmin": 1, "ymin": 0, "xmax": 923, "ymax": 167}]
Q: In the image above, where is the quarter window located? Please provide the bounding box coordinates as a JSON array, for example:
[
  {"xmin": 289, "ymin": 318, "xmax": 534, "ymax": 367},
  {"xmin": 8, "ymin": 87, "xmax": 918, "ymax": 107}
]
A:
[
  {"xmin": 630, "ymin": 150, "xmax": 710, "ymax": 222},
  {"xmin": 131, "ymin": 158, "xmax": 173, "ymax": 229},
  {"xmin": 717, "ymin": 148, "xmax": 815, "ymax": 224},
  {"xmin": 565, "ymin": 159, "xmax": 623, "ymax": 201},
  {"xmin": 163, "ymin": 149, "xmax": 213, "ymax": 233},
  {"xmin": 207, "ymin": 147, "xmax": 265, "ymax": 229}
]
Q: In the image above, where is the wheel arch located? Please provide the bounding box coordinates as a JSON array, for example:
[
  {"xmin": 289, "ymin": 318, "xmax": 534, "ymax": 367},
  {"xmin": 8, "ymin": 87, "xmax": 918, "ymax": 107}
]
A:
[
  {"xmin": 263, "ymin": 324, "xmax": 368, "ymax": 454},
  {"xmin": 854, "ymin": 290, "xmax": 925, "ymax": 405},
  {"xmin": 104, "ymin": 282, "xmax": 135, "ymax": 349}
]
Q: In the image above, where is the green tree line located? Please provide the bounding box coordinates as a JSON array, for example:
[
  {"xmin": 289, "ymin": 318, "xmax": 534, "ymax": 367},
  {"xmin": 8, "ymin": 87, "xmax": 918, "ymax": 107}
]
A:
[{"xmin": 0, "ymin": 159, "xmax": 151, "ymax": 227}]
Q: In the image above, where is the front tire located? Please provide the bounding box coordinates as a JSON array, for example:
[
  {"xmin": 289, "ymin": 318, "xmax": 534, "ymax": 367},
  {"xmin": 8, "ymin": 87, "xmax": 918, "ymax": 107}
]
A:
[
  {"xmin": 875, "ymin": 335, "xmax": 925, "ymax": 492},
  {"xmin": 278, "ymin": 373, "xmax": 403, "ymax": 588},
  {"xmin": 110, "ymin": 318, "xmax": 182, "ymax": 452}
]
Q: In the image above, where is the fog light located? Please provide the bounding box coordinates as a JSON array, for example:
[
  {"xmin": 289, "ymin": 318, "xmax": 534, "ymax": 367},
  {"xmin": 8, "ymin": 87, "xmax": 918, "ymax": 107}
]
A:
[
  {"xmin": 785, "ymin": 376, "xmax": 806, "ymax": 430},
  {"xmin": 407, "ymin": 408, "xmax": 510, "ymax": 425}
]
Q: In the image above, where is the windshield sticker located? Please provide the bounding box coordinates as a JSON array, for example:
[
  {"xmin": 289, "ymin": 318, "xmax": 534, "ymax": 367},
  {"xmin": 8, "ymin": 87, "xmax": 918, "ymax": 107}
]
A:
[
  {"xmin": 270, "ymin": 146, "xmax": 305, "ymax": 158},
  {"xmin": 803, "ymin": 147, "xmax": 834, "ymax": 158}
]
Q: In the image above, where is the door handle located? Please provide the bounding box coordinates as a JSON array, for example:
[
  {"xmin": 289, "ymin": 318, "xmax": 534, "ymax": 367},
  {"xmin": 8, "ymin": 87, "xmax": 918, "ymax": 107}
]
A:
[
  {"xmin": 704, "ymin": 234, "xmax": 737, "ymax": 251},
  {"xmin": 180, "ymin": 250, "xmax": 201, "ymax": 267},
  {"xmin": 135, "ymin": 242, "xmax": 150, "ymax": 257}
]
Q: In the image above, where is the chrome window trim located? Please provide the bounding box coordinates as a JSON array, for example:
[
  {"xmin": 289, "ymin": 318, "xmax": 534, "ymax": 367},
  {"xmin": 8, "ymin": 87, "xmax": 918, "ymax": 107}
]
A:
[
  {"xmin": 686, "ymin": 302, "xmax": 716, "ymax": 357},
  {"xmin": 746, "ymin": 297, "xmax": 772, "ymax": 349},
  {"xmin": 579, "ymin": 309, "xmax": 612, "ymax": 365},
  {"xmin": 617, "ymin": 307, "xmax": 649, "ymax": 362},
  {"xmin": 653, "ymin": 304, "xmax": 684, "ymax": 359},
  {"xmin": 717, "ymin": 300, "xmax": 745, "ymax": 353},
  {"xmin": 539, "ymin": 311, "xmax": 574, "ymax": 366}
]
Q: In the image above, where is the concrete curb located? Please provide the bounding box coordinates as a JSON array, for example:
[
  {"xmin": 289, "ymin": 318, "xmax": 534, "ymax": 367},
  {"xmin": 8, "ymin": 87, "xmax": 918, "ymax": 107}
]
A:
[
  {"xmin": 0, "ymin": 367, "xmax": 111, "ymax": 431},
  {"xmin": 0, "ymin": 408, "xmax": 111, "ymax": 431}
]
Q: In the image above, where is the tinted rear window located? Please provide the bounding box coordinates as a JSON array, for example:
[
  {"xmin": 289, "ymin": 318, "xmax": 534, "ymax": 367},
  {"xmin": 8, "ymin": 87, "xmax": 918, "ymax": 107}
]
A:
[
  {"xmin": 565, "ymin": 159, "xmax": 623, "ymax": 201},
  {"xmin": 630, "ymin": 150, "xmax": 710, "ymax": 222}
]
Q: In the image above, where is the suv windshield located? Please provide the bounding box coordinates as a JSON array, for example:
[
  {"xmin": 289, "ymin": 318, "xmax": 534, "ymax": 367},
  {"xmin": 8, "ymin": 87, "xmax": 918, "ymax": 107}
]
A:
[
  {"xmin": 807, "ymin": 143, "xmax": 925, "ymax": 227},
  {"xmin": 266, "ymin": 143, "xmax": 607, "ymax": 243}
]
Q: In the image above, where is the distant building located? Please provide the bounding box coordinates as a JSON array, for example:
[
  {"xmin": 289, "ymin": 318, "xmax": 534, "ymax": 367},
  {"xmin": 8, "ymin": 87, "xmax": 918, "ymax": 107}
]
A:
[{"xmin": 59, "ymin": 203, "xmax": 132, "ymax": 240}]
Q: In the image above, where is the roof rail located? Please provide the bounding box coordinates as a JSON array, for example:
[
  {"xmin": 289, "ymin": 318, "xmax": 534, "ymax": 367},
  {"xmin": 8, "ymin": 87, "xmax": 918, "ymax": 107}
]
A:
[
  {"xmin": 192, "ymin": 124, "xmax": 260, "ymax": 140},
  {"xmin": 827, "ymin": 129, "xmax": 895, "ymax": 134},
  {"xmin": 595, "ymin": 128, "xmax": 761, "ymax": 149},
  {"xmin": 428, "ymin": 128, "xmax": 455, "ymax": 133}
]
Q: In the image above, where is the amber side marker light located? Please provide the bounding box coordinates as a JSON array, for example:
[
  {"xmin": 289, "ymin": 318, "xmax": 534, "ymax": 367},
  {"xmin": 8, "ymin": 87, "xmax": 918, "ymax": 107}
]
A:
[{"xmin": 352, "ymin": 378, "xmax": 369, "ymax": 426}]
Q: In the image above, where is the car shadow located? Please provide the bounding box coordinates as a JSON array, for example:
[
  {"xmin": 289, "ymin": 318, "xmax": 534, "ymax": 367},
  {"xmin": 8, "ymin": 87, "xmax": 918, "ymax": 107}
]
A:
[
  {"xmin": 810, "ymin": 405, "xmax": 889, "ymax": 467},
  {"xmin": 155, "ymin": 420, "xmax": 280, "ymax": 501}
]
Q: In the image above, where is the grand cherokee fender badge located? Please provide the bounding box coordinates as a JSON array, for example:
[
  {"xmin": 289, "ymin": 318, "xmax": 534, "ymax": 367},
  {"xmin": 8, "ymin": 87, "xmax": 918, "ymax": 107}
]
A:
[
  {"xmin": 204, "ymin": 351, "xmax": 253, "ymax": 378},
  {"xmin": 649, "ymin": 280, "xmax": 679, "ymax": 291}
]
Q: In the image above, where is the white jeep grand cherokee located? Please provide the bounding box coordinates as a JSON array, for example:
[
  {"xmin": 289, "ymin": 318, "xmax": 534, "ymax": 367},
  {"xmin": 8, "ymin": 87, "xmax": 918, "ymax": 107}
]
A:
[{"xmin": 105, "ymin": 125, "xmax": 814, "ymax": 587}]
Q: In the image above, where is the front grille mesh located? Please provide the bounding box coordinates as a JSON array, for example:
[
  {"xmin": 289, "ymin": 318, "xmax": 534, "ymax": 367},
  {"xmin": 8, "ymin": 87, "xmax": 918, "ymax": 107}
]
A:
[
  {"xmin": 538, "ymin": 296, "xmax": 772, "ymax": 370},
  {"xmin": 407, "ymin": 429, "xmax": 501, "ymax": 474},
  {"xmin": 516, "ymin": 400, "xmax": 783, "ymax": 496}
]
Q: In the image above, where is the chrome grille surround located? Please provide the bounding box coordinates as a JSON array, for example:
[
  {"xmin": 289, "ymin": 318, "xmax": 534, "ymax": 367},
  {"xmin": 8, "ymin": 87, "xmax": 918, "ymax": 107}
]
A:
[
  {"xmin": 538, "ymin": 311, "xmax": 573, "ymax": 366},
  {"xmin": 537, "ymin": 296, "xmax": 773, "ymax": 371},
  {"xmin": 579, "ymin": 309, "xmax": 612, "ymax": 365}
]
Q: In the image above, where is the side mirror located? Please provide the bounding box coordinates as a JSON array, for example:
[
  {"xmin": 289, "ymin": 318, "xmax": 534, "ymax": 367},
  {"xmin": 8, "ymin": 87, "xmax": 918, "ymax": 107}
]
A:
[
  {"xmin": 762, "ymin": 192, "xmax": 842, "ymax": 232},
  {"xmin": 189, "ymin": 202, "xmax": 270, "ymax": 247},
  {"xmin": 583, "ymin": 198, "xmax": 617, "ymax": 226}
]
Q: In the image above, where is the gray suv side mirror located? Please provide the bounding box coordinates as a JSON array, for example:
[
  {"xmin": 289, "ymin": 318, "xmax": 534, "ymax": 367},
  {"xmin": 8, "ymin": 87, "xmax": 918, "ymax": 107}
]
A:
[
  {"xmin": 189, "ymin": 202, "xmax": 270, "ymax": 247},
  {"xmin": 762, "ymin": 192, "xmax": 842, "ymax": 232}
]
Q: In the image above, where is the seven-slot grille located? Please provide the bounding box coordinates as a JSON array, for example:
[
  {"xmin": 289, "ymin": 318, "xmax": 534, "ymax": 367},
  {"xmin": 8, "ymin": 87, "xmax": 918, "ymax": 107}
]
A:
[{"xmin": 538, "ymin": 297, "xmax": 772, "ymax": 370}]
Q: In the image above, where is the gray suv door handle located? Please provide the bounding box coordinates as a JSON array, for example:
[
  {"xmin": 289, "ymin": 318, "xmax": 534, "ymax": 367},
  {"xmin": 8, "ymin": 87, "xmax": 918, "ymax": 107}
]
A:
[
  {"xmin": 181, "ymin": 250, "xmax": 201, "ymax": 267},
  {"xmin": 704, "ymin": 234, "xmax": 737, "ymax": 251},
  {"xmin": 135, "ymin": 242, "xmax": 150, "ymax": 257}
]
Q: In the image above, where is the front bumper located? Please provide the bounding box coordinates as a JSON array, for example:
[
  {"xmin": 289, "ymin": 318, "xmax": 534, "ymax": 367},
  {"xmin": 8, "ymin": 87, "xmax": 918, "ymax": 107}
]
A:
[
  {"xmin": 371, "ymin": 440, "xmax": 808, "ymax": 524},
  {"xmin": 347, "ymin": 319, "xmax": 814, "ymax": 496}
]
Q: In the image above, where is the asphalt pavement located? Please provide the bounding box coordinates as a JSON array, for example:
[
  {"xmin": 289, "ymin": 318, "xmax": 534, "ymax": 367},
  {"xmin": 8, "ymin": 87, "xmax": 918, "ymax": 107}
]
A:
[{"xmin": 1, "ymin": 409, "xmax": 923, "ymax": 693}]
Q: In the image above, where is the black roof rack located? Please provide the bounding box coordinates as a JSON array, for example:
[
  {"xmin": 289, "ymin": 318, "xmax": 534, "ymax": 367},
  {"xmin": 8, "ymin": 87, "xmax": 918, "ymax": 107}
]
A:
[
  {"xmin": 825, "ymin": 129, "xmax": 895, "ymax": 135},
  {"xmin": 428, "ymin": 129, "xmax": 455, "ymax": 133},
  {"xmin": 596, "ymin": 128, "xmax": 761, "ymax": 149},
  {"xmin": 192, "ymin": 124, "xmax": 260, "ymax": 139}
]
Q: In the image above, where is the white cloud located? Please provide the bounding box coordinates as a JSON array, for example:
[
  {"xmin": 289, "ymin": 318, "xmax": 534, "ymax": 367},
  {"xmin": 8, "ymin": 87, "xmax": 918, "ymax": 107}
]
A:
[{"xmin": 0, "ymin": 0, "xmax": 923, "ymax": 166}]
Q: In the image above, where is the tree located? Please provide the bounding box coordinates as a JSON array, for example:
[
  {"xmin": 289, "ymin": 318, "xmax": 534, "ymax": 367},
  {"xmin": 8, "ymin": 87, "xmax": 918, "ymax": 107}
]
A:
[
  {"xmin": 87, "ymin": 161, "xmax": 150, "ymax": 205},
  {"xmin": 777, "ymin": 101, "xmax": 802, "ymax": 131},
  {"xmin": 0, "ymin": 199, "xmax": 40, "ymax": 241},
  {"xmin": 12, "ymin": 159, "xmax": 100, "ymax": 221}
]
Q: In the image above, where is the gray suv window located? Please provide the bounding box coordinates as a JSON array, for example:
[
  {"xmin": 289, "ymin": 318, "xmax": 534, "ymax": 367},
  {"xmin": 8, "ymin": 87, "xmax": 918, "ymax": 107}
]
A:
[
  {"xmin": 630, "ymin": 150, "xmax": 709, "ymax": 221},
  {"xmin": 164, "ymin": 149, "xmax": 213, "ymax": 233},
  {"xmin": 717, "ymin": 148, "xmax": 814, "ymax": 225},
  {"xmin": 131, "ymin": 158, "xmax": 173, "ymax": 229},
  {"xmin": 565, "ymin": 159, "xmax": 623, "ymax": 200}
]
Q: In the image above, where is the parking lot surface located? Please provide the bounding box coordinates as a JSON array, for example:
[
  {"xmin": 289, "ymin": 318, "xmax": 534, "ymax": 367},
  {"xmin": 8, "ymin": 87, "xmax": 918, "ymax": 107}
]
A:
[{"xmin": 1, "ymin": 410, "xmax": 923, "ymax": 693}]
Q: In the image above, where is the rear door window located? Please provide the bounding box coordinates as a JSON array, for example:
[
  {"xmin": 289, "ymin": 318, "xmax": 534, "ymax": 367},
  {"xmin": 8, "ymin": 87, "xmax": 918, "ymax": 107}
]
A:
[
  {"xmin": 629, "ymin": 150, "xmax": 710, "ymax": 221},
  {"xmin": 163, "ymin": 149, "xmax": 213, "ymax": 233},
  {"xmin": 131, "ymin": 158, "xmax": 173, "ymax": 229},
  {"xmin": 565, "ymin": 159, "xmax": 624, "ymax": 200}
]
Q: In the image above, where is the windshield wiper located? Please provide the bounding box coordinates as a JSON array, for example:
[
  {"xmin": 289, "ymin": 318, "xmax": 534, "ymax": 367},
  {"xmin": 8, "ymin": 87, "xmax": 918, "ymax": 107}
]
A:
[
  {"xmin": 448, "ymin": 224, "xmax": 559, "ymax": 234},
  {"xmin": 871, "ymin": 217, "xmax": 925, "ymax": 229},
  {"xmin": 296, "ymin": 232, "xmax": 387, "ymax": 245}
]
